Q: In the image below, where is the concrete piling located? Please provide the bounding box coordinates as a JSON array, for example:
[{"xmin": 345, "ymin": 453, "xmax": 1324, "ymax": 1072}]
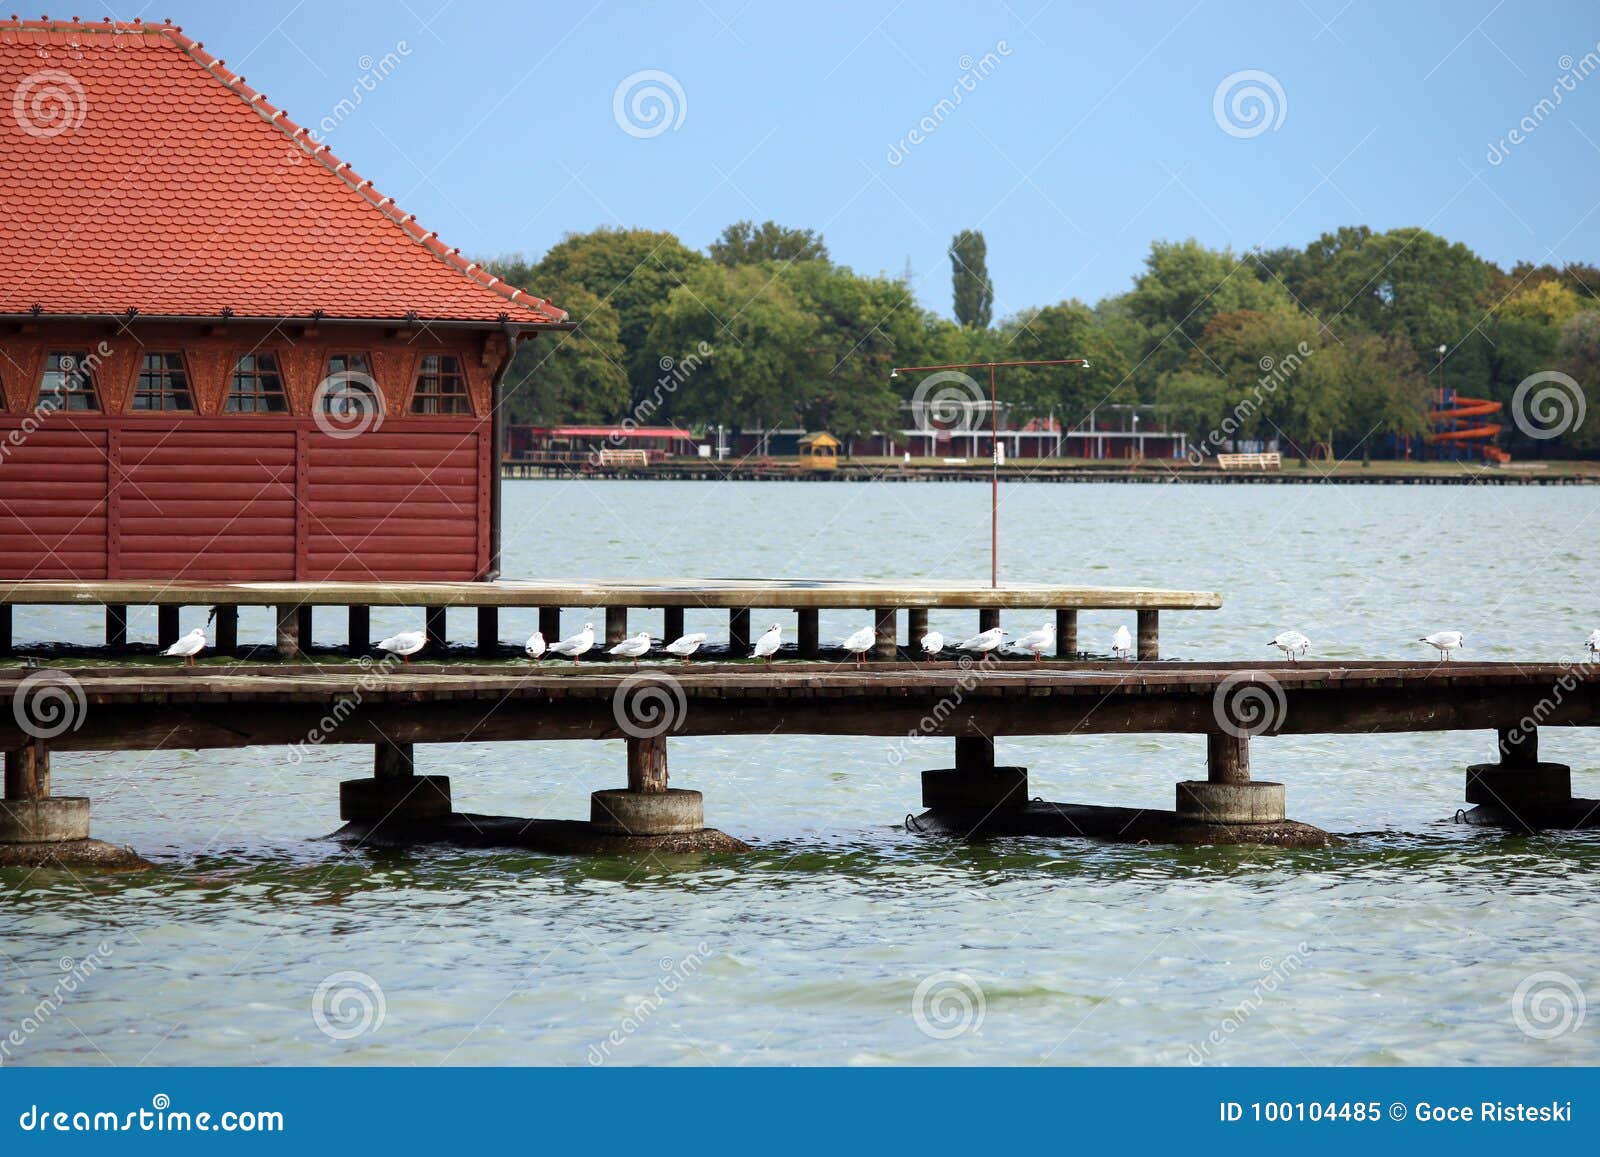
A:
[
  {"xmin": 591, "ymin": 734, "xmax": 704, "ymax": 836},
  {"xmin": 1463, "ymin": 726, "xmax": 1584, "ymax": 829},
  {"xmin": 339, "ymin": 739, "xmax": 452, "ymax": 826}
]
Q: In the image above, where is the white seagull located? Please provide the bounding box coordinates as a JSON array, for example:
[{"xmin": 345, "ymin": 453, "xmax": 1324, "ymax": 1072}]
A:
[
  {"xmin": 1419, "ymin": 630, "xmax": 1465, "ymax": 661},
  {"xmin": 663, "ymin": 632, "xmax": 707, "ymax": 659},
  {"xmin": 751, "ymin": 623, "xmax": 783, "ymax": 662},
  {"xmin": 164, "ymin": 626, "xmax": 207, "ymax": 667},
  {"xmin": 608, "ymin": 630, "xmax": 653, "ymax": 665},
  {"xmin": 841, "ymin": 625, "xmax": 877, "ymax": 668},
  {"xmin": 920, "ymin": 630, "xmax": 945, "ymax": 657},
  {"xmin": 1586, "ymin": 629, "xmax": 1600, "ymax": 658},
  {"xmin": 524, "ymin": 630, "xmax": 546, "ymax": 661},
  {"xmin": 1110, "ymin": 624, "xmax": 1133, "ymax": 659},
  {"xmin": 549, "ymin": 622, "xmax": 596, "ymax": 664},
  {"xmin": 377, "ymin": 628, "xmax": 427, "ymax": 663},
  {"xmin": 957, "ymin": 626, "xmax": 1008, "ymax": 654},
  {"xmin": 1009, "ymin": 622, "xmax": 1055, "ymax": 663},
  {"xmin": 1268, "ymin": 630, "xmax": 1311, "ymax": 662}
]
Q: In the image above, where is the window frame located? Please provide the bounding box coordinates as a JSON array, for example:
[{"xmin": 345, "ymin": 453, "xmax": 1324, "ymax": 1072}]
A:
[
  {"xmin": 318, "ymin": 351, "xmax": 382, "ymax": 418},
  {"xmin": 409, "ymin": 351, "xmax": 473, "ymax": 416},
  {"xmin": 224, "ymin": 349, "xmax": 291, "ymax": 415},
  {"xmin": 131, "ymin": 350, "xmax": 196, "ymax": 413},
  {"xmin": 37, "ymin": 349, "xmax": 102, "ymax": 413}
]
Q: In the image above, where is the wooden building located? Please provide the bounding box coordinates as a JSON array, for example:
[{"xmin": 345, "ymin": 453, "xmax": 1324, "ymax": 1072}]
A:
[{"xmin": 0, "ymin": 17, "xmax": 568, "ymax": 581}]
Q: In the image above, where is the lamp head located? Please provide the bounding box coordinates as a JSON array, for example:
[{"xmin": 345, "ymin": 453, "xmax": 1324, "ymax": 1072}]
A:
[{"xmin": 889, "ymin": 367, "xmax": 899, "ymax": 379}]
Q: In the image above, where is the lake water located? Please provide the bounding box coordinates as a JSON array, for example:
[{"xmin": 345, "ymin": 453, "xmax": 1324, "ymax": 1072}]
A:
[{"xmin": 3, "ymin": 479, "xmax": 1598, "ymax": 1066}]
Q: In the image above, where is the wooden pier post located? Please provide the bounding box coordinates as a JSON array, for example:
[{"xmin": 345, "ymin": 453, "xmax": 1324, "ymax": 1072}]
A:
[
  {"xmin": 626, "ymin": 734, "xmax": 668, "ymax": 793},
  {"xmin": 477, "ymin": 606, "xmax": 500, "ymax": 657},
  {"xmin": 339, "ymin": 739, "xmax": 450, "ymax": 825},
  {"xmin": 797, "ymin": 608, "xmax": 819, "ymax": 658},
  {"xmin": 956, "ymin": 736, "xmax": 995, "ymax": 774},
  {"xmin": 1055, "ymin": 609, "xmax": 1077, "ymax": 658},
  {"xmin": 1466, "ymin": 726, "xmax": 1573, "ymax": 821},
  {"xmin": 297, "ymin": 605, "xmax": 314, "ymax": 653},
  {"xmin": 158, "ymin": 604, "xmax": 180, "ymax": 649},
  {"xmin": 1497, "ymin": 725, "xmax": 1537, "ymax": 767},
  {"xmin": 425, "ymin": 607, "xmax": 446, "ymax": 653},
  {"xmin": 539, "ymin": 607, "xmax": 561, "ymax": 642},
  {"xmin": 907, "ymin": 608, "xmax": 928, "ymax": 650},
  {"xmin": 979, "ymin": 608, "xmax": 1001, "ymax": 633},
  {"xmin": 921, "ymin": 735, "xmax": 1027, "ymax": 812},
  {"xmin": 214, "ymin": 606, "xmax": 238, "ymax": 655},
  {"xmin": 274, "ymin": 604, "xmax": 300, "ymax": 659},
  {"xmin": 1137, "ymin": 609, "xmax": 1159, "ymax": 661},
  {"xmin": 4, "ymin": 744, "xmax": 49, "ymax": 801},
  {"xmin": 1, "ymin": 743, "xmax": 87, "ymax": 845},
  {"xmin": 592, "ymin": 734, "xmax": 703, "ymax": 835},
  {"xmin": 375, "ymin": 738, "xmax": 415, "ymax": 780},
  {"xmin": 347, "ymin": 606, "xmax": 369, "ymax": 657},
  {"xmin": 1206, "ymin": 733, "xmax": 1250, "ymax": 783},
  {"xmin": 663, "ymin": 607, "xmax": 685, "ymax": 642},
  {"xmin": 874, "ymin": 607, "xmax": 897, "ymax": 660},
  {"xmin": 106, "ymin": 605, "xmax": 128, "ymax": 650},
  {"xmin": 729, "ymin": 608, "xmax": 751, "ymax": 653},
  {"xmin": 606, "ymin": 607, "xmax": 628, "ymax": 647},
  {"xmin": 1176, "ymin": 733, "xmax": 1283, "ymax": 825}
]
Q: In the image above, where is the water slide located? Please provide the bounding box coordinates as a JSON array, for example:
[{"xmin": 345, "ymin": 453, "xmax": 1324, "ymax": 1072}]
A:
[{"xmin": 1426, "ymin": 390, "xmax": 1511, "ymax": 463}]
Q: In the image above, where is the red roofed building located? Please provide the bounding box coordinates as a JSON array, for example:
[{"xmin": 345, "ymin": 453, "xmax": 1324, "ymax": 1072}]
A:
[{"xmin": 0, "ymin": 16, "xmax": 568, "ymax": 580}]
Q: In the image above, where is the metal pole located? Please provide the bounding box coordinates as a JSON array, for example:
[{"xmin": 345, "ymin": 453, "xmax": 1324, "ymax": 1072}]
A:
[{"xmin": 990, "ymin": 362, "xmax": 998, "ymax": 589}]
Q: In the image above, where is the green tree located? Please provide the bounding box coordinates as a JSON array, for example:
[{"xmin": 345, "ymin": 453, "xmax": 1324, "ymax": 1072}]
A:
[
  {"xmin": 710, "ymin": 220, "xmax": 829, "ymax": 266},
  {"xmin": 998, "ymin": 300, "xmax": 1134, "ymax": 424},
  {"xmin": 1128, "ymin": 239, "xmax": 1295, "ymax": 376},
  {"xmin": 950, "ymin": 229, "xmax": 994, "ymax": 329}
]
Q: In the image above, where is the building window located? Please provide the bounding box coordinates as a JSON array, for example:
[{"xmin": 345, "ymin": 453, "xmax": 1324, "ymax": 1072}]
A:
[
  {"xmin": 38, "ymin": 350, "xmax": 101, "ymax": 411},
  {"xmin": 133, "ymin": 352, "xmax": 194, "ymax": 411},
  {"xmin": 411, "ymin": 354, "xmax": 471, "ymax": 415},
  {"xmin": 320, "ymin": 353, "xmax": 380, "ymax": 416},
  {"xmin": 226, "ymin": 352, "xmax": 288, "ymax": 413}
]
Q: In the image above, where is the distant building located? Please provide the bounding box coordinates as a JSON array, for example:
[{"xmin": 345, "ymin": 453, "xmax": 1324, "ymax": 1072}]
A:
[{"xmin": 0, "ymin": 17, "xmax": 569, "ymax": 580}]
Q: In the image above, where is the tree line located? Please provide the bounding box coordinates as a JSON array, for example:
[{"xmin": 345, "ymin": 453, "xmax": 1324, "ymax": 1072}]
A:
[{"xmin": 487, "ymin": 221, "xmax": 1600, "ymax": 459}]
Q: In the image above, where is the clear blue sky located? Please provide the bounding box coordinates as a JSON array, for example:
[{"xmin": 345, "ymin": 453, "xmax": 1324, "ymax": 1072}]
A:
[{"xmin": 125, "ymin": 0, "xmax": 1599, "ymax": 318}]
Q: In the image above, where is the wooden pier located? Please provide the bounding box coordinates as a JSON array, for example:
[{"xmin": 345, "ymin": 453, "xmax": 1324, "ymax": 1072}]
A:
[
  {"xmin": 2, "ymin": 659, "xmax": 1595, "ymax": 866},
  {"xmin": 0, "ymin": 578, "xmax": 1220, "ymax": 661}
]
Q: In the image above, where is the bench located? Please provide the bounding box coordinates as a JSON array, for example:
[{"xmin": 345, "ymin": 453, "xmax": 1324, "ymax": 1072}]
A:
[{"xmin": 1216, "ymin": 452, "xmax": 1281, "ymax": 471}]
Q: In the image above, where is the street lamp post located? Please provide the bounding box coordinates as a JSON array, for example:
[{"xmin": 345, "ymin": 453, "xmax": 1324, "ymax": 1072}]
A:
[{"xmin": 890, "ymin": 358, "xmax": 1091, "ymax": 588}]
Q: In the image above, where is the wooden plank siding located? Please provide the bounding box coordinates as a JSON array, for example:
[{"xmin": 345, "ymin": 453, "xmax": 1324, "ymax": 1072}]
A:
[{"xmin": 0, "ymin": 417, "xmax": 491, "ymax": 581}]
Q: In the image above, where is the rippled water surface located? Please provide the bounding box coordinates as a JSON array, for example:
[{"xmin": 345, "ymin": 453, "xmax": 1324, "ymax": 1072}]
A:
[{"xmin": 3, "ymin": 480, "xmax": 1598, "ymax": 1066}]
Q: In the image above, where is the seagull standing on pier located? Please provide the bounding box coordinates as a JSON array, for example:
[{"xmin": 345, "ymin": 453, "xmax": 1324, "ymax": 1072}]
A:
[
  {"xmin": 524, "ymin": 630, "xmax": 546, "ymax": 661},
  {"xmin": 164, "ymin": 626, "xmax": 207, "ymax": 667},
  {"xmin": 1269, "ymin": 630, "xmax": 1311, "ymax": 662},
  {"xmin": 751, "ymin": 623, "xmax": 782, "ymax": 662},
  {"xmin": 1111, "ymin": 624, "xmax": 1133, "ymax": 659},
  {"xmin": 1586, "ymin": 629, "xmax": 1600, "ymax": 658},
  {"xmin": 920, "ymin": 630, "xmax": 945, "ymax": 657},
  {"xmin": 957, "ymin": 626, "xmax": 1007, "ymax": 655},
  {"xmin": 841, "ymin": 625, "xmax": 876, "ymax": 668},
  {"xmin": 608, "ymin": 630, "xmax": 653, "ymax": 665},
  {"xmin": 549, "ymin": 622, "xmax": 596, "ymax": 664},
  {"xmin": 1419, "ymin": 630, "xmax": 1464, "ymax": 661},
  {"xmin": 1010, "ymin": 623, "xmax": 1055, "ymax": 662},
  {"xmin": 377, "ymin": 628, "xmax": 427, "ymax": 663},
  {"xmin": 664, "ymin": 632, "xmax": 707, "ymax": 660}
]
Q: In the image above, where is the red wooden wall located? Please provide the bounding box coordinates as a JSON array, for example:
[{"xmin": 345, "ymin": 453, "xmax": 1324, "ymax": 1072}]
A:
[{"xmin": 0, "ymin": 416, "xmax": 491, "ymax": 581}]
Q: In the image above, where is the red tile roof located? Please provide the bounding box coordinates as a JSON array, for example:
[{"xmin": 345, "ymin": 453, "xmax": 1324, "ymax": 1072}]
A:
[{"xmin": 0, "ymin": 17, "xmax": 565, "ymax": 326}]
